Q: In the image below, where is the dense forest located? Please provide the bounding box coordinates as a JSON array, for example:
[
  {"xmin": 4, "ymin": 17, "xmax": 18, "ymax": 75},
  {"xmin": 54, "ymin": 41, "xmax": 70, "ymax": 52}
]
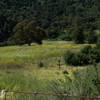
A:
[{"xmin": 0, "ymin": 0, "xmax": 100, "ymax": 43}]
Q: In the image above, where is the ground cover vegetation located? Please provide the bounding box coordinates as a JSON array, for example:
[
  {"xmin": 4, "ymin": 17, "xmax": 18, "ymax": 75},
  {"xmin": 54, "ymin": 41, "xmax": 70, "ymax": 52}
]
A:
[
  {"xmin": 0, "ymin": 63, "xmax": 100, "ymax": 100},
  {"xmin": 0, "ymin": 41, "xmax": 86, "ymax": 69},
  {"xmin": 0, "ymin": 41, "xmax": 99, "ymax": 100}
]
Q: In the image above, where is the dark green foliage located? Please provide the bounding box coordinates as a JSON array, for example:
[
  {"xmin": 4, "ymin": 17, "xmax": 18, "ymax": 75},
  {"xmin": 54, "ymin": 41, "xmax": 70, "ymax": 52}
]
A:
[
  {"xmin": 64, "ymin": 51, "xmax": 89, "ymax": 66},
  {"xmin": 12, "ymin": 20, "xmax": 46, "ymax": 46},
  {"xmin": 38, "ymin": 61, "xmax": 44, "ymax": 68},
  {"xmin": 64, "ymin": 44, "xmax": 100, "ymax": 66},
  {"xmin": 0, "ymin": 15, "xmax": 16, "ymax": 42},
  {"xmin": 87, "ymin": 29, "xmax": 98, "ymax": 44},
  {"xmin": 72, "ymin": 16, "xmax": 85, "ymax": 44},
  {"xmin": 0, "ymin": 41, "xmax": 8, "ymax": 47},
  {"xmin": 64, "ymin": 51, "xmax": 74, "ymax": 65},
  {"xmin": 73, "ymin": 27, "xmax": 85, "ymax": 44},
  {"xmin": 81, "ymin": 45, "xmax": 92, "ymax": 54},
  {"xmin": 58, "ymin": 32, "xmax": 72, "ymax": 41},
  {"xmin": 96, "ymin": 38, "xmax": 100, "ymax": 49},
  {"xmin": 0, "ymin": 0, "xmax": 100, "ymax": 42}
]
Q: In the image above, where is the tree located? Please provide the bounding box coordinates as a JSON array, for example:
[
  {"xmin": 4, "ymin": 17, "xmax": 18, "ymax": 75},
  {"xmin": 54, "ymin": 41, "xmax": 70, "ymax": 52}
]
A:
[
  {"xmin": 0, "ymin": 0, "xmax": 100, "ymax": 42},
  {"xmin": 73, "ymin": 27, "xmax": 85, "ymax": 44},
  {"xmin": 87, "ymin": 29, "xmax": 97, "ymax": 44},
  {"xmin": 12, "ymin": 20, "xmax": 46, "ymax": 46},
  {"xmin": 0, "ymin": 15, "xmax": 16, "ymax": 42},
  {"xmin": 72, "ymin": 16, "xmax": 85, "ymax": 44}
]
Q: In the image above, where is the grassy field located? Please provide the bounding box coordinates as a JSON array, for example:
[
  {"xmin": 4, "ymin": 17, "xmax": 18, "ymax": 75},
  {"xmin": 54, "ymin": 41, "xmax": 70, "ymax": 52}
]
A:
[
  {"xmin": 0, "ymin": 41, "xmax": 89, "ymax": 100},
  {"xmin": 0, "ymin": 41, "xmax": 89, "ymax": 68}
]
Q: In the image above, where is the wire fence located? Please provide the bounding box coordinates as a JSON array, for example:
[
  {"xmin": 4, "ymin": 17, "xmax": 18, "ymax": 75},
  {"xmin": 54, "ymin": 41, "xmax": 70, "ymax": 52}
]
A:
[{"xmin": 0, "ymin": 90, "xmax": 100, "ymax": 100}]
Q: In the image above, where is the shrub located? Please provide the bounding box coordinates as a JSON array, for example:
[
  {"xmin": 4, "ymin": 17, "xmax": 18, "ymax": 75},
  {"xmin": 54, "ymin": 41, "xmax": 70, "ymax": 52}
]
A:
[
  {"xmin": 64, "ymin": 51, "xmax": 74, "ymax": 65},
  {"xmin": 0, "ymin": 40, "xmax": 25, "ymax": 47},
  {"xmin": 81, "ymin": 45, "xmax": 92, "ymax": 54},
  {"xmin": 64, "ymin": 51, "xmax": 89, "ymax": 66},
  {"xmin": 64, "ymin": 45, "xmax": 100, "ymax": 66},
  {"xmin": 38, "ymin": 61, "xmax": 44, "ymax": 68},
  {"xmin": 72, "ymin": 26, "xmax": 85, "ymax": 44},
  {"xmin": 87, "ymin": 30, "xmax": 98, "ymax": 44},
  {"xmin": 96, "ymin": 38, "xmax": 100, "ymax": 49},
  {"xmin": 58, "ymin": 34, "xmax": 72, "ymax": 41}
]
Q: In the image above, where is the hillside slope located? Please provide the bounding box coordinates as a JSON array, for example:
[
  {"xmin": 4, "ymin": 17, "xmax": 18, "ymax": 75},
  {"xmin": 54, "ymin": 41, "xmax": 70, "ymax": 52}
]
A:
[{"xmin": 0, "ymin": 0, "xmax": 100, "ymax": 41}]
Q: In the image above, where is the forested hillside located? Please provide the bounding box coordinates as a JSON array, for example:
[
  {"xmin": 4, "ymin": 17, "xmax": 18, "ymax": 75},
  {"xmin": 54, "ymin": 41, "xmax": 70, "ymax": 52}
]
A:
[{"xmin": 0, "ymin": 0, "xmax": 100, "ymax": 42}]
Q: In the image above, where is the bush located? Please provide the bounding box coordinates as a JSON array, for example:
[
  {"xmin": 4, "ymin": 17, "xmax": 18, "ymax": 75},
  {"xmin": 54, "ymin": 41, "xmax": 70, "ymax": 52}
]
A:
[
  {"xmin": 96, "ymin": 38, "xmax": 100, "ymax": 49},
  {"xmin": 87, "ymin": 30, "xmax": 98, "ymax": 44},
  {"xmin": 64, "ymin": 51, "xmax": 89, "ymax": 66},
  {"xmin": 0, "ymin": 40, "xmax": 25, "ymax": 47},
  {"xmin": 58, "ymin": 34, "xmax": 72, "ymax": 41},
  {"xmin": 0, "ymin": 41, "xmax": 8, "ymax": 47},
  {"xmin": 64, "ymin": 51, "xmax": 74, "ymax": 65},
  {"xmin": 64, "ymin": 45, "xmax": 100, "ymax": 66},
  {"xmin": 81, "ymin": 45, "xmax": 92, "ymax": 54}
]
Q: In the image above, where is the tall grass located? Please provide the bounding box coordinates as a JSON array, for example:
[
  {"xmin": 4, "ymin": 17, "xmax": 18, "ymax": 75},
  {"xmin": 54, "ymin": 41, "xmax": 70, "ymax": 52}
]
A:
[
  {"xmin": 0, "ymin": 41, "xmax": 90, "ymax": 69},
  {"xmin": 50, "ymin": 64, "xmax": 100, "ymax": 100},
  {"xmin": 0, "ymin": 41, "xmax": 95, "ymax": 100}
]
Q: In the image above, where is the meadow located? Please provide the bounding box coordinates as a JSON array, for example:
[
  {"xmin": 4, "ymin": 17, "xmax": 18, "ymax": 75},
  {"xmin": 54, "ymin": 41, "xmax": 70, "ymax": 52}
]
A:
[
  {"xmin": 0, "ymin": 41, "xmax": 89, "ymax": 68},
  {"xmin": 0, "ymin": 41, "xmax": 94, "ymax": 100}
]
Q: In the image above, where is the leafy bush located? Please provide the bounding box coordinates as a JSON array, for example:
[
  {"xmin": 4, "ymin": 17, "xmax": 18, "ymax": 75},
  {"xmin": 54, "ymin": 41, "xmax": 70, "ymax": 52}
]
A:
[
  {"xmin": 64, "ymin": 44, "xmax": 100, "ymax": 66},
  {"xmin": 64, "ymin": 51, "xmax": 90, "ymax": 66},
  {"xmin": 87, "ymin": 29, "xmax": 98, "ymax": 44},
  {"xmin": 58, "ymin": 34, "xmax": 72, "ymax": 41},
  {"xmin": 0, "ymin": 40, "xmax": 25, "ymax": 47},
  {"xmin": 64, "ymin": 51, "xmax": 74, "ymax": 65},
  {"xmin": 96, "ymin": 38, "xmax": 100, "ymax": 49},
  {"xmin": 0, "ymin": 41, "xmax": 8, "ymax": 47},
  {"xmin": 81, "ymin": 45, "xmax": 92, "ymax": 54}
]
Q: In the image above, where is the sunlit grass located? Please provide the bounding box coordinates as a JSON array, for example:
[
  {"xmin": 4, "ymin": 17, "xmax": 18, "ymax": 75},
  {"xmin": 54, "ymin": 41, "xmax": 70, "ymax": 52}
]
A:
[
  {"xmin": 0, "ymin": 41, "xmax": 91, "ymax": 66},
  {"xmin": 0, "ymin": 41, "xmax": 90, "ymax": 99}
]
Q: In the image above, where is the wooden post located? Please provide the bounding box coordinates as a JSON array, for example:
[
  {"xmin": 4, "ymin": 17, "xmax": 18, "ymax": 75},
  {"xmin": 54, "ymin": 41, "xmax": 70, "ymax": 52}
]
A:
[
  {"xmin": 63, "ymin": 94, "xmax": 68, "ymax": 100},
  {"xmin": 58, "ymin": 57, "xmax": 61, "ymax": 70},
  {"xmin": 5, "ymin": 93, "xmax": 7, "ymax": 100},
  {"xmin": 58, "ymin": 59, "xmax": 61, "ymax": 70},
  {"xmin": 1, "ymin": 90, "xmax": 7, "ymax": 100},
  {"xmin": 98, "ymin": 96, "xmax": 100, "ymax": 100}
]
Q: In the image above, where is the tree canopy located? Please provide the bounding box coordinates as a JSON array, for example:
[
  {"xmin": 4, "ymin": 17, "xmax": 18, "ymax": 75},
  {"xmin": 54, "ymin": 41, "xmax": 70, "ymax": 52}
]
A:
[
  {"xmin": 12, "ymin": 20, "xmax": 46, "ymax": 45},
  {"xmin": 0, "ymin": 0, "xmax": 100, "ymax": 43}
]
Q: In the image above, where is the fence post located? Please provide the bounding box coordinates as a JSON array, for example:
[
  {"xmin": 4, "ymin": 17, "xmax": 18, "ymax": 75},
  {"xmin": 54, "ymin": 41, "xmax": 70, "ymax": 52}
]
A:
[
  {"xmin": 34, "ymin": 92, "xmax": 38, "ymax": 100},
  {"xmin": 63, "ymin": 94, "xmax": 68, "ymax": 100},
  {"xmin": 1, "ymin": 90, "xmax": 8, "ymax": 100},
  {"xmin": 58, "ymin": 57, "xmax": 61, "ymax": 70},
  {"xmin": 98, "ymin": 96, "xmax": 100, "ymax": 100}
]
